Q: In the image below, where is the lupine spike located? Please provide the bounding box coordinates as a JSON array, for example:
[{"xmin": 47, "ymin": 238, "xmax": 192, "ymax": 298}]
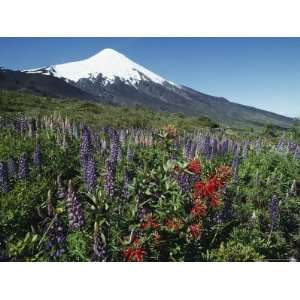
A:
[
  {"xmin": 18, "ymin": 152, "xmax": 29, "ymax": 180},
  {"xmin": 84, "ymin": 156, "xmax": 97, "ymax": 192},
  {"xmin": 7, "ymin": 158, "xmax": 17, "ymax": 178},
  {"xmin": 104, "ymin": 159, "xmax": 116, "ymax": 198},
  {"xmin": 66, "ymin": 180, "xmax": 85, "ymax": 231},
  {"xmin": 92, "ymin": 222, "xmax": 107, "ymax": 262},
  {"xmin": 33, "ymin": 142, "xmax": 42, "ymax": 169},
  {"xmin": 268, "ymin": 194, "xmax": 280, "ymax": 230},
  {"xmin": 0, "ymin": 161, "xmax": 10, "ymax": 193}
]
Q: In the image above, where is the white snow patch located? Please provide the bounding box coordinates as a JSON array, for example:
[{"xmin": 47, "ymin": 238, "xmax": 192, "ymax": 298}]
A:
[{"xmin": 25, "ymin": 48, "xmax": 179, "ymax": 88}]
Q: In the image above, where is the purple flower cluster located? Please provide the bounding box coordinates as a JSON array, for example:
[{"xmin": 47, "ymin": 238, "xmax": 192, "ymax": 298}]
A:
[
  {"xmin": 268, "ymin": 194, "xmax": 280, "ymax": 230},
  {"xmin": 66, "ymin": 180, "xmax": 85, "ymax": 231},
  {"xmin": 183, "ymin": 139, "xmax": 192, "ymax": 159},
  {"xmin": 92, "ymin": 224, "xmax": 107, "ymax": 262},
  {"xmin": 33, "ymin": 142, "xmax": 42, "ymax": 169},
  {"xmin": 45, "ymin": 190, "xmax": 66, "ymax": 259},
  {"xmin": 202, "ymin": 136, "xmax": 212, "ymax": 159},
  {"xmin": 80, "ymin": 126, "xmax": 97, "ymax": 192},
  {"xmin": 104, "ymin": 159, "xmax": 116, "ymax": 198},
  {"xmin": 80, "ymin": 126, "xmax": 92, "ymax": 161},
  {"xmin": 109, "ymin": 129, "xmax": 120, "ymax": 163},
  {"xmin": 0, "ymin": 161, "xmax": 10, "ymax": 193},
  {"xmin": 7, "ymin": 158, "xmax": 17, "ymax": 178},
  {"xmin": 176, "ymin": 172, "xmax": 191, "ymax": 194},
  {"xmin": 84, "ymin": 157, "xmax": 97, "ymax": 192},
  {"xmin": 46, "ymin": 216, "xmax": 66, "ymax": 259},
  {"xmin": 18, "ymin": 152, "xmax": 29, "ymax": 180}
]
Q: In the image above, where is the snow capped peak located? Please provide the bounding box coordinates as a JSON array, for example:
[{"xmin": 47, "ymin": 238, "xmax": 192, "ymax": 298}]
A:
[{"xmin": 25, "ymin": 48, "xmax": 178, "ymax": 87}]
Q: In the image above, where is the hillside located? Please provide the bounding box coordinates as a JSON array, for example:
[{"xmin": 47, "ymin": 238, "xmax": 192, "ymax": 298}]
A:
[{"xmin": 0, "ymin": 90, "xmax": 219, "ymax": 130}]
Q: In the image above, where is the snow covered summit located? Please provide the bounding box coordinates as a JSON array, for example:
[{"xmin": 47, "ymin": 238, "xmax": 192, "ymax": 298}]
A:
[{"xmin": 25, "ymin": 48, "xmax": 177, "ymax": 87}]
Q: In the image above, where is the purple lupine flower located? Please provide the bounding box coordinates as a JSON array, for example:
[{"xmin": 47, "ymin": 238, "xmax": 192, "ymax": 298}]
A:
[
  {"xmin": 211, "ymin": 138, "xmax": 218, "ymax": 157},
  {"xmin": 80, "ymin": 126, "xmax": 92, "ymax": 161},
  {"xmin": 46, "ymin": 216, "xmax": 66, "ymax": 260},
  {"xmin": 7, "ymin": 158, "xmax": 17, "ymax": 178},
  {"xmin": 109, "ymin": 129, "xmax": 120, "ymax": 163},
  {"xmin": 221, "ymin": 139, "xmax": 229, "ymax": 155},
  {"xmin": 176, "ymin": 172, "xmax": 191, "ymax": 193},
  {"xmin": 288, "ymin": 141, "xmax": 297, "ymax": 153},
  {"xmin": 202, "ymin": 135, "xmax": 212, "ymax": 159},
  {"xmin": 66, "ymin": 180, "xmax": 84, "ymax": 231},
  {"xmin": 18, "ymin": 152, "xmax": 29, "ymax": 180},
  {"xmin": 0, "ymin": 161, "xmax": 10, "ymax": 193},
  {"xmin": 268, "ymin": 194, "xmax": 280, "ymax": 230},
  {"xmin": 183, "ymin": 139, "xmax": 192, "ymax": 159},
  {"xmin": 45, "ymin": 190, "xmax": 66, "ymax": 260},
  {"xmin": 84, "ymin": 156, "xmax": 97, "ymax": 192},
  {"xmin": 127, "ymin": 146, "xmax": 134, "ymax": 162},
  {"xmin": 33, "ymin": 142, "xmax": 42, "ymax": 169},
  {"xmin": 92, "ymin": 223, "xmax": 107, "ymax": 262},
  {"xmin": 122, "ymin": 169, "xmax": 130, "ymax": 200},
  {"xmin": 104, "ymin": 160, "xmax": 116, "ymax": 198}
]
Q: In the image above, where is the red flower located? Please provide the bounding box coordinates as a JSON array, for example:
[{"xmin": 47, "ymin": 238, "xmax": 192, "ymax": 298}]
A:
[
  {"xmin": 165, "ymin": 218, "xmax": 183, "ymax": 232},
  {"xmin": 189, "ymin": 223, "xmax": 203, "ymax": 239},
  {"xmin": 187, "ymin": 159, "xmax": 201, "ymax": 175},
  {"xmin": 210, "ymin": 195, "xmax": 220, "ymax": 207},
  {"xmin": 206, "ymin": 176, "xmax": 218, "ymax": 194},
  {"xmin": 194, "ymin": 178, "xmax": 217, "ymax": 198},
  {"xmin": 194, "ymin": 181, "xmax": 206, "ymax": 198},
  {"xmin": 140, "ymin": 214, "xmax": 160, "ymax": 230},
  {"xmin": 123, "ymin": 239, "xmax": 146, "ymax": 262},
  {"xmin": 190, "ymin": 198, "xmax": 207, "ymax": 218}
]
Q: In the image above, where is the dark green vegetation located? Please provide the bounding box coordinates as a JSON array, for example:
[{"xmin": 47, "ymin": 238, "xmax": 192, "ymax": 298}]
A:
[{"xmin": 0, "ymin": 90, "xmax": 219, "ymax": 130}]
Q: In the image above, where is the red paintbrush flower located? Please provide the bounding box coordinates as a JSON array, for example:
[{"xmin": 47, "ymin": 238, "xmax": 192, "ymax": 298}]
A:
[
  {"xmin": 194, "ymin": 181, "xmax": 206, "ymax": 198},
  {"xmin": 187, "ymin": 159, "xmax": 201, "ymax": 175},
  {"xmin": 210, "ymin": 195, "xmax": 220, "ymax": 207},
  {"xmin": 165, "ymin": 218, "xmax": 183, "ymax": 232},
  {"xmin": 190, "ymin": 198, "xmax": 207, "ymax": 218},
  {"xmin": 189, "ymin": 223, "xmax": 203, "ymax": 240},
  {"xmin": 123, "ymin": 239, "xmax": 146, "ymax": 262},
  {"xmin": 140, "ymin": 214, "xmax": 160, "ymax": 230},
  {"xmin": 206, "ymin": 176, "xmax": 218, "ymax": 195}
]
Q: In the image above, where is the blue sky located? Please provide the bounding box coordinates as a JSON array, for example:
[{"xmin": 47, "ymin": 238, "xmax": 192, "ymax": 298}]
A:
[{"xmin": 0, "ymin": 37, "xmax": 299, "ymax": 118}]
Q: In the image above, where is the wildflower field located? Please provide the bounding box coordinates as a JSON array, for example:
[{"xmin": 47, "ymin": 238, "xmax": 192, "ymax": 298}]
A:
[{"xmin": 1, "ymin": 97, "xmax": 300, "ymax": 262}]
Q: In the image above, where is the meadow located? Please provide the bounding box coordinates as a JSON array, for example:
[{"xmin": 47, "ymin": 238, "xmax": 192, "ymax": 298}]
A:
[{"xmin": 0, "ymin": 91, "xmax": 300, "ymax": 262}]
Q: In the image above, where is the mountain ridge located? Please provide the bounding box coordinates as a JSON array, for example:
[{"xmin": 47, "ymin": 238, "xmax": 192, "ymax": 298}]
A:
[{"xmin": 0, "ymin": 48, "xmax": 293, "ymax": 128}]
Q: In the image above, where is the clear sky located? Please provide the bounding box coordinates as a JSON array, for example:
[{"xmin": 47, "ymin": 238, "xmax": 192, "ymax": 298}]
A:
[{"xmin": 0, "ymin": 37, "xmax": 299, "ymax": 118}]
